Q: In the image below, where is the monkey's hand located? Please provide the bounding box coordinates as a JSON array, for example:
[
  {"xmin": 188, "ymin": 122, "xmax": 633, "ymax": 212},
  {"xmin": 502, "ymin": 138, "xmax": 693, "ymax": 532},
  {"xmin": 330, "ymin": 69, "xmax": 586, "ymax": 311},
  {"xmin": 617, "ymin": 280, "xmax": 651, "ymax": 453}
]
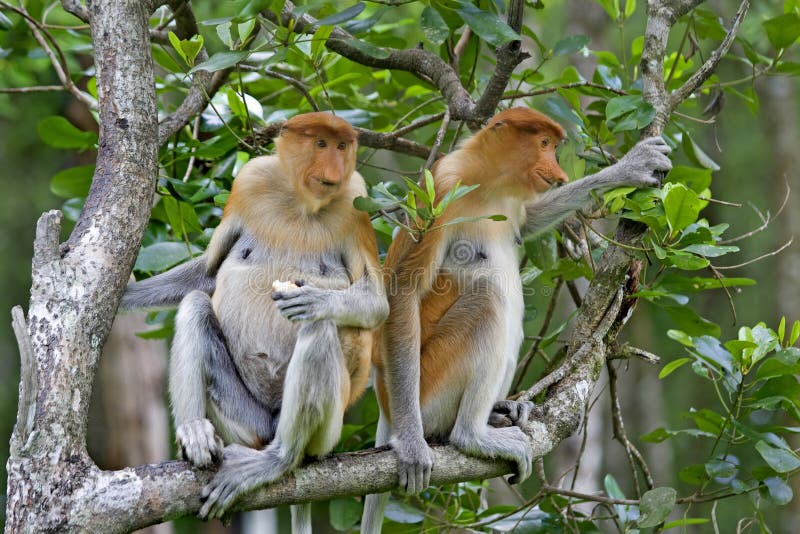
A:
[
  {"xmin": 390, "ymin": 434, "xmax": 434, "ymax": 494},
  {"xmin": 489, "ymin": 399, "xmax": 534, "ymax": 428},
  {"xmin": 176, "ymin": 418, "xmax": 223, "ymax": 468},
  {"xmin": 272, "ymin": 285, "xmax": 336, "ymax": 322},
  {"xmin": 198, "ymin": 444, "xmax": 268, "ymax": 520},
  {"xmin": 609, "ymin": 136, "xmax": 673, "ymax": 188}
]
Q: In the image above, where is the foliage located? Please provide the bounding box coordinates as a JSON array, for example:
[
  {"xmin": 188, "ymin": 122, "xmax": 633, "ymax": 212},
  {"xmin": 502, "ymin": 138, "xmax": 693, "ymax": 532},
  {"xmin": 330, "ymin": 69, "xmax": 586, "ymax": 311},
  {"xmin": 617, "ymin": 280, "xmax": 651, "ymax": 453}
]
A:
[{"xmin": 2, "ymin": 0, "xmax": 800, "ymax": 532}]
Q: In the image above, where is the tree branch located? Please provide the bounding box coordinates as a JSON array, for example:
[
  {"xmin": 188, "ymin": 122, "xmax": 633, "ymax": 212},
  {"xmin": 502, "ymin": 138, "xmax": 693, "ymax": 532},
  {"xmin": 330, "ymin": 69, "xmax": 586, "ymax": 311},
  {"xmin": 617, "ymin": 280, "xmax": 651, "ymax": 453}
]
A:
[
  {"xmin": 472, "ymin": 0, "xmax": 530, "ymax": 122},
  {"xmin": 251, "ymin": 122, "xmax": 433, "ymax": 159},
  {"xmin": 157, "ymin": 0, "xmax": 231, "ymax": 145},
  {"xmin": 261, "ymin": 1, "xmax": 475, "ymax": 120},
  {"xmin": 668, "ymin": 0, "xmax": 750, "ymax": 111}
]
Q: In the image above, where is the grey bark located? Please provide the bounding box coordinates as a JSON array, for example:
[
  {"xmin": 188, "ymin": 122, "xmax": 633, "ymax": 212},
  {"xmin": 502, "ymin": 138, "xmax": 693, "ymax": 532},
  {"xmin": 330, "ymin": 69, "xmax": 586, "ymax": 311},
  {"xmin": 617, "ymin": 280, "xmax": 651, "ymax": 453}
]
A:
[{"xmin": 5, "ymin": 0, "xmax": 158, "ymax": 531}]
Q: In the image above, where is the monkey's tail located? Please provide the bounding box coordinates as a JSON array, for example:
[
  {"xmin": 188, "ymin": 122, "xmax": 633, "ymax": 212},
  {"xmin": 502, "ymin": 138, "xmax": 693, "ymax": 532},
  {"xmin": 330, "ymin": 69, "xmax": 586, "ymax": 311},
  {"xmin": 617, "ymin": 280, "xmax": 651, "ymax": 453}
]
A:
[{"xmin": 120, "ymin": 255, "xmax": 215, "ymax": 311}]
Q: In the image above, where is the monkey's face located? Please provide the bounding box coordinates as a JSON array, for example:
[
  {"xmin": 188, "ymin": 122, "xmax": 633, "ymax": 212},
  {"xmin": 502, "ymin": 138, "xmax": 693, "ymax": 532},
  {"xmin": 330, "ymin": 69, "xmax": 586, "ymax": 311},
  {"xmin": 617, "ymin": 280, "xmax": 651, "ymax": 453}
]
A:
[
  {"xmin": 299, "ymin": 135, "xmax": 356, "ymax": 202},
  {"xmin": 527, "ymin": 133, "xmax": 568, "ymax": 193}
]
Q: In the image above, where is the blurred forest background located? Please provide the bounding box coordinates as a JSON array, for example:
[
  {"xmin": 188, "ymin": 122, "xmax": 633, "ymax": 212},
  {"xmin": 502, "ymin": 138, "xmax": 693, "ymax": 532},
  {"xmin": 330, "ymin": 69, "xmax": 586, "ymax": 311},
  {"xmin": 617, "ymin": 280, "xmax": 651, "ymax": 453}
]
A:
[{"xmin": 1, "ymin": 0, "xmax": 799, "ymax": 532}]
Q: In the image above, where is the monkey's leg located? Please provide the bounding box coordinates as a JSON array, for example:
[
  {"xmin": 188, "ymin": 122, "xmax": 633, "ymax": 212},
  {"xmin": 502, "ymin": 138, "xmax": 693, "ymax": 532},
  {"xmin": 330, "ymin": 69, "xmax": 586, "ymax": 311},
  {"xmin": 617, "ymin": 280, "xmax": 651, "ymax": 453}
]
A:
[
  {"xmin": 199, "ymin": 319, "xmax": 347, "ymax": 522},
  {"xmin": 360, "ymin": 405, "xmax": 392, "ymax": 534},
  {"xmin": 172, "ymin": 291, "xmax": 276, "ymax": 467},
  {"xmin": 424, "ymin": 281, "xmax": 532, "ymax": 485}
]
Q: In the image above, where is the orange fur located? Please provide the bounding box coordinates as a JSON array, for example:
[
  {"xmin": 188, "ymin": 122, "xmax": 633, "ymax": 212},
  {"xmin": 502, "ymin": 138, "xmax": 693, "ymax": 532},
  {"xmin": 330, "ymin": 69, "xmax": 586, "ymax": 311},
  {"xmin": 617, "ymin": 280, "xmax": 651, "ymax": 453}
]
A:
[
  {"xmin": 376, "ymin": 107, "xmax": 569, "ymax": 420},
  {"xmin": 208, "ymin": 112, "xmax": 379, "ymax": 410}
]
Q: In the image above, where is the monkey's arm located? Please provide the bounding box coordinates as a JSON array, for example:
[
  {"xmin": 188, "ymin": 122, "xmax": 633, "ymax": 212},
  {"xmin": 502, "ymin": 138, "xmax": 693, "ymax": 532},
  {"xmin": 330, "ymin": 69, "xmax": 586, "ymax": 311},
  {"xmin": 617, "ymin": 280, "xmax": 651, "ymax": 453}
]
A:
[
  {"xmin": 120, "ymin": 256, "xmax": 215, "ymax": 311},
  {"xmin": 272, "ymin": 215, "xmax": 389, "ymax": 329},
  {"xmin": 382, "ymin": 287, "xmax": 434, "ymax": 494},
  {"xmin": 272, "ymin": 270, "xmax": 388, "ymax": 329},
  {"xmin": 522, "ymin": 137, "xmax": 672, "ymax": 237},
  {"xmin": 205, "ymin": 214, "xmax": 243, "ymax": 276}
]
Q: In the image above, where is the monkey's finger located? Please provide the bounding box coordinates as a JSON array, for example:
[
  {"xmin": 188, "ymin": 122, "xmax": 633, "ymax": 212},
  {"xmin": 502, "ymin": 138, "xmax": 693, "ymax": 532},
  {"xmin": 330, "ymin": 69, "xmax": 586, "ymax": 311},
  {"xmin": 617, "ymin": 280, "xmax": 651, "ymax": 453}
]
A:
[
  {"xmin": 399, "ymin": 466, "xmax": 409, "ymax": 493},
  {"xmin": 423, "ymin": 464, "xmax": 432, "ymax": 489},
  {"xmin": 415, "ymin": 464, "xmax": 425, "ymax": 494}
]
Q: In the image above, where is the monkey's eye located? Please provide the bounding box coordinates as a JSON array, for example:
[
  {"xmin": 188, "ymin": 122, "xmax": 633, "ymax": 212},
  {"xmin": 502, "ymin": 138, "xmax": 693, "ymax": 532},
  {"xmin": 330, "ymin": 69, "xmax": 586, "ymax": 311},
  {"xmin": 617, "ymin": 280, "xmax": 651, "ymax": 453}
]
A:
[
  {"xmin": 541, "ymin": 137, "xmax": 551, "ymax": 148},
  {"xmin": 316, "ymin": 139, "xmax": 328, "ymax": 148},
  {"xmin": 337, "ymin": 142, "xmax": 347, "ymax": 151}
]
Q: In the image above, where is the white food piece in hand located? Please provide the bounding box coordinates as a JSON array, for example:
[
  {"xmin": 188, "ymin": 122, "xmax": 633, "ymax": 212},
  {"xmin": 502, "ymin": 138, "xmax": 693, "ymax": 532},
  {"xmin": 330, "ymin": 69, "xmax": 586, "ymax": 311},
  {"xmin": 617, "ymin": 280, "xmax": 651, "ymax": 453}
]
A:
[{"xmin": 272, "ymin": 280, "xmax": 299, "ymax": 292}]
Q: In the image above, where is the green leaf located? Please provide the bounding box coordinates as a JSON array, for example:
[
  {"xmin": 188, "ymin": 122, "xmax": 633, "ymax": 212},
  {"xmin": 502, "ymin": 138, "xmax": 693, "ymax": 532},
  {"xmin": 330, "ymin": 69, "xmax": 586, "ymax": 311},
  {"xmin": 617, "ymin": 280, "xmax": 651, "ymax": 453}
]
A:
[
  {"xmin": 134, "ymin": 242, "xmax": 200, "ymax": 272},
  {"xmin": 50, "ymin": 165, "xmax": 95, "ymax": 198},
  {"xmin": 681, "ymin": 131, "xmax": 720, "ymax": 170},
  {"xmin": 680, "ymin": 244, "xmax": 738, "ymax": 257},
  {"xmin": 189, "ymin": 50, "xmax": 250, "ymax": 73},
  {"xmin": 659, "ymin": 357, "xmax": 691, "ymax": 379},
  {"xmin": 424, "ymin": 169, "xmax": 435, "ymax": 204},
  {"xmin": 421, "ymin": 6, "xmax": 449, "ymax": 45},
  {"xmin": 667, "ymin": 329, "xmax": 694, "ymax": 347},
  {"xmin": 664, "ymin": 166, "xmax": 712, "ymax": 193},
  {"xmin": 624, "ymin": 0, "xmax": 636, "ymax": 18},
  {"xmin": 238, "ymin": 18, "xmax": 256, "ymax": 42},
  {"xmin": 604, "ymin": 474, "xmax": 628, "ymax": 523},
  {"xmin": 317, "ymin": 3, "xmax": 365, "ymax": 26},
  {"xmin": 606, "ymin": 95, "xmax": 641, "ymax": 120},
  {"xmin": 455, "ymin": 1, "xmax": 519, "ymax": 47},
  {"xmin": 353, "ymin": 196, "xmax": 383, "ymax": 212},
  {"xmin": 384, "ymin": 500, "xmax": 425, "ymax": 524},
  {"xmin": 329, "ymin": 497, "xmax": 362, "ymax": 531},
  {"xmin": 168, "ymin": 31, "xmax": 186, "ymax": 64},
  {"xmin": 343, "ymin": 38, "xmax": 390, "ymax": 59},
  {"xmin": 763, "ymin": 477, "xmax": 793, "ymax": 506},
  {"xmin": 552, "ymin": 35, "xmax": 590, "ymax": 56},
  {"xmin": 663, "ymin": 518, "xmax": 709, "ymax": 529},
  {"xmin": 779, "ymin": 317, "xmax": 787, "ymax": 344},
  {"xmin": 216, "ymin": 21, "xmax": 233, "ymax": 48},
  {"xmin": 755, "ymin": 440, "xmax": 800, "ymax": 473},
  {"xmin": 764, "ymin": 13, "xmax": 800, "ymax": 49},
  {"xmin": 791, "ymin": 320, "xmax": 800, "ymax": 346},
  {"xmin": 638, "ymin": 487, "xmax": 676, "ymax": 528},
  {"xmin": 181, "ymin": 35, "xmax": 204, "ymax": 66},
  {"xmin": 37, "ymin": 116, "xmax": 98, "ymax": 150},
  {"xmin": 662, "ymin": 183, "xmax": 702, "ymax": 236},
  {"xmin": 0, "ymin": 10, "xmax": 13, "ymax": 31}
]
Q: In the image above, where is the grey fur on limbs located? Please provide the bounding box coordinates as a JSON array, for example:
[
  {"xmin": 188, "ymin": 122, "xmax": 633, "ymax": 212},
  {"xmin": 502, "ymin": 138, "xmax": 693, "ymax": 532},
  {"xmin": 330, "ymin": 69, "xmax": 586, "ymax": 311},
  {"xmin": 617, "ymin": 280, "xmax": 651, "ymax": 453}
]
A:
[
  {"xmin": 171, "ymin": 291, "xmax": 277, "ymax": 467},
  {"xmin": 523, "ymin": 136, "xmax": 672, "ymax": 237},
  {"xmin": 198, "ymin": 320, "xmax": 346, "ymax": 520},
  {"xmin": 120, "ymin": 255, "xmax": 215, "ymax": 311}
]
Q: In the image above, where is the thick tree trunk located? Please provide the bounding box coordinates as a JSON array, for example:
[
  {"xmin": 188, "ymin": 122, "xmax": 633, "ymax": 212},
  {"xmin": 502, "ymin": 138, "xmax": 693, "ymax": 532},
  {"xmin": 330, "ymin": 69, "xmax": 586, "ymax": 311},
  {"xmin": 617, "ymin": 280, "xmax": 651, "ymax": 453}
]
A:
[{"xmin": 5, "ymin": 0, "xmax": 158, "ymax": 531}]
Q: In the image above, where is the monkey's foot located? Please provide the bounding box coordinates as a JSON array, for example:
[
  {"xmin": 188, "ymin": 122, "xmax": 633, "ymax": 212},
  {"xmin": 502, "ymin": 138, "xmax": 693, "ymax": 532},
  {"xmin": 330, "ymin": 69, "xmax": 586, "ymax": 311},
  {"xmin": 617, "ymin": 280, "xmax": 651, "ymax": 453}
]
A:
[
  {"xmin": 199, "ymin": 443, "xmax": 292, "ymax": 520},
  {"xmin": 390, "ymin": 435, "xmax": 434, "ymax": 494},
  {"xmin": 489, "ymin": 400, "xmax": 534, "ymax": 428},
  {"xmin": 451, "ymin": 425, "xmax": 533, "ymax": 485},
  {"xmin": 176, "ymin": 418, "xmax": 223, "ymax": 468}
]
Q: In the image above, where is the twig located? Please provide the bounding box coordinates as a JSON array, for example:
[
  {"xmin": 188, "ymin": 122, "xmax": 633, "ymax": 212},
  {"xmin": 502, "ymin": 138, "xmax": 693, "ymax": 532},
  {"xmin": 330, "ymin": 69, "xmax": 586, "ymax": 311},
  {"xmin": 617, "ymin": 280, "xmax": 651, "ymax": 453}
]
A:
[
  {"xmin": 262, "ymin": 68, "xmax": 318, "ymax": 111},
  {"xmin": 708, "ymin": 263, "xmax": 738, "ymax": 325},
  {"xmin": 3, "ymin": 1, "xmax": 96, "ymax": 109},
  {"xmin": 502, "ymin": 82, "xmax": 627, "ymax": 100},
  {"xmin": 264, "ymin": 1, "xmax": 475, "ymax": 120},
  {"xmin": 714, "ymin": 238, "xmax": 793, "ymax": 270},
  {"xmin": 512, "ymin": 278, "xmax": 564, "ymax": 392},
  {"xmin": 181, "ymin": 116, "xmax": 200, "ymax": 183},
  {"xmin": 394, "ymin": 112, "xmax": 446, "ymax": 137},
  {"xmin": 719, "ymin": 179, "xmax": 790, "ymax": 244},
  {"xmin": 607, "ymin": 361, "xmax": 652, "ymax": 496},
  {"xmin": 0, "ymin": 85, "xmax": 66, "ymax": 93},
  {"xmin": 609, "ymin": 343, "xmax": 660, "ymax": 364},
  {"xmin": 668, "ymin": 0, "xmax": 750, "ymax": 111},
  {"xmin": 518, "ymin": 341, "xmax": 592, "ymax": 402},
  {"xmin": 424, "ymin": 109, "xmax": 450, "ymax": 171}
]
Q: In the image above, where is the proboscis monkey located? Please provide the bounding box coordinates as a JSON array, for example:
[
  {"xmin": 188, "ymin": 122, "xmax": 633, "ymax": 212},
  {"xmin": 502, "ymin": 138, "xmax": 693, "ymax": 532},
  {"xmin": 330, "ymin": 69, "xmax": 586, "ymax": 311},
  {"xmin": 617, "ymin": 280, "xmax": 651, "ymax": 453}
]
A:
[
  {"xmin": 122, "ymin": 112, "xmax": 388, "ymax": 532},
  {"xmin": 360, "ymin": 107, "xmax": 671, "ymax": 533}
]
